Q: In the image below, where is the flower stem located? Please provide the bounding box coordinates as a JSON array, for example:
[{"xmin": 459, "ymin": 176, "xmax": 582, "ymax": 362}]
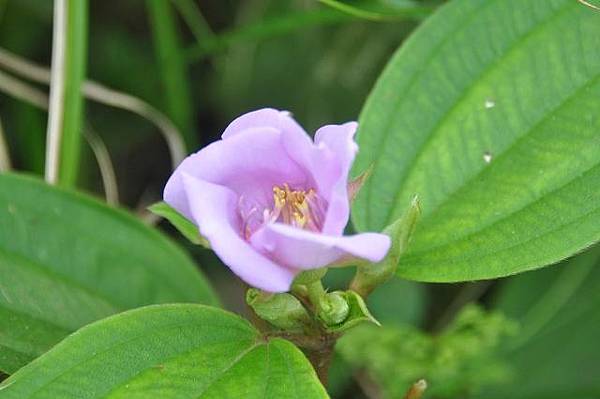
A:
[
  {"xmin": 288, "ymin": 280, "xmax": 339, "ymax": 386},
  {"xmin": 303, "ymin": 336, "xmax": 336, "ymax": 386}
]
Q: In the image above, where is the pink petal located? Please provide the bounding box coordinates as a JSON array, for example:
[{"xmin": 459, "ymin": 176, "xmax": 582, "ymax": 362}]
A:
[
  {"xmin": 221, "ymin": 108, "xmax": 307, "ymax": 140},
  {"xmin": 313, "ymin": 122, "xmax": 359, "ymax": 235},
  {"xmin": 164, "ymin": 128, "xmax": 308, "ymax": 221},
  {"xmin": 251, "ymin": 223, "xmax": 390, "ymax": 270},
  {"xmin": 278, "ymin": 122, "xmax": 359, "ymax": 235},
  {"xmin": 181, "ymin": 174, "xmax": 296, "ymax": 292}
]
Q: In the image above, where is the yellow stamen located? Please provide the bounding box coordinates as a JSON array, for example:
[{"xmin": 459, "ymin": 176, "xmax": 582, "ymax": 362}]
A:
[{"xmin": 271, "ymin": 184, "xmax": 319, "ymax": 229}]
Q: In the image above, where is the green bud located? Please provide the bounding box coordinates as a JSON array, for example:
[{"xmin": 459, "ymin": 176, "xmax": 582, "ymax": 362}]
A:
[
  {"xmin": 317, "ymin": 291, "xmax": 350, "ymax": 326},
  {"xmin": 320, "ymin": 290, "xmax": 380, "ymax": 333},
  {"xmin": 350, "ymin": 195, "xmax": 421, "ymax": 297},
  {"xmin": 246, "ymin": 289, "xmax": 311, "ymax": 332}
]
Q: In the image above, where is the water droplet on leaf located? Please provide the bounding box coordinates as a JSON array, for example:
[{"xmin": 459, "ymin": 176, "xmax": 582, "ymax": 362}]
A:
[{"xmin": 483, "ymin": 151, "xmax": 493, "ymax": 163}]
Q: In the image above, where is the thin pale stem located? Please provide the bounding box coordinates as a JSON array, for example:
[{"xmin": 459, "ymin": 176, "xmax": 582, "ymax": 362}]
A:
[
  {"xmin": 84, "ymin": 126, "xmax": 119, "ymax": 205},
  {"xmin": 578, "ymin": 0, "xmax": 600, "ymax": 11},
  {"xmin": 0, "ymin": 71, "xmax": 118, "ymax": 204},
  {"xmin": 83, "ymin": 81, "xmax": 185, "ymax": 167},
  {"xmin": 0, "ymin": 116, "xmax": 11, "ymax": 171},
  {"xmin": 0, "ymin": 47, "xmax": 185, "ymax": 168},
  {"xmin": 45, "ymin": 0, "xmax": 67, "ymax": 184},
  {"xmin": 0, "ymin": 70, "xmax": 48, "ymax": 108}
]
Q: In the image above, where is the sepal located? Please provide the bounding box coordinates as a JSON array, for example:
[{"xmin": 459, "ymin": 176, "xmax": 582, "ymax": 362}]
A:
[
  {"xmin": 320, "ymin": 290, "xmax": 380, "ymax": 333},
  {"xmin": 350, "ymin": 195, "xmax": 420, "ymax": 297},
  {"xmin": 148, "ymin": 201, "xmax": 210, "ymax": 248},
  {"xmin": 246, "ymin": 288, "xmax": 312, "ymax": 332},
  {"xmin": 347, "ymin": 164, "xmax": 374, "ymax": 203}
]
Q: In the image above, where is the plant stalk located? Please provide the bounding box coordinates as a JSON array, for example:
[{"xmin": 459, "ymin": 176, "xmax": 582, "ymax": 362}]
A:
[
  {"xmin": 0, "ymin": 116, "xmax": 11, "ymax": 171},
  {"xmin": 44, "ymin": 0, "xmax": 67, "ymax": 184},
  {"xmin": 45, "ymin": 0, "xmax": 88, "ymax": 186}
]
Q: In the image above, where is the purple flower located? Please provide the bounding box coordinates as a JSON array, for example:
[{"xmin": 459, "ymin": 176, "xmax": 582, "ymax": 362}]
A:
[{"xmin": 164, "ymin": 109, "xmax": 391, "ymax": 292}]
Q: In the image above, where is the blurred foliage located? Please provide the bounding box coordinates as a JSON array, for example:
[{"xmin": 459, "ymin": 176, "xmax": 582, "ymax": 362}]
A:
[
  {"xmin": 337, "ymin": 304, "xmax": 517, "ymax": 398},
  {"xmin": 0, "ymin": 0, "xmax": 421, "ymax": 205},
  {"xmin": 479, "ymin": 246, "xmax": 600, "ymax": 399}
]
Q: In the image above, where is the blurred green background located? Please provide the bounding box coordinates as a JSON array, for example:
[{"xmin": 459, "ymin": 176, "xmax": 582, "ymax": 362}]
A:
[
  {"xmin": 0, "ymin": 0, "xmax": 418, "ymax": 205},
  {"xmin": 0, "ymin": 1, "xmax": 597, "ymax": 398},
  {"xmin": 0, "ymin": 0, "xmax": 424, "ymax": 312}
]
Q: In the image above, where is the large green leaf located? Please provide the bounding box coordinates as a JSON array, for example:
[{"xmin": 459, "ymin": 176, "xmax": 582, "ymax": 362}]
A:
[
  {"xmin": 352, "ymin": 0, "xmax": 600, "ymax": 281},
  {"xmin": 0, "ymin": 173, "xmax": 218, "ymax": 373},
  {"xmin": 479, "ymin": 246, "xmax": 600, "ymax": 399},
  {"xmin": 0, "ymin": 304, "xmax": 328, "ymax": 399}
]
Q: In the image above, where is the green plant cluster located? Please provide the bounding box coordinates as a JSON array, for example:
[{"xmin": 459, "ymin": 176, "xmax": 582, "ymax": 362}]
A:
[{"xmin": 338, "ymin": 305, "xmax": 517, "ymax": 398}]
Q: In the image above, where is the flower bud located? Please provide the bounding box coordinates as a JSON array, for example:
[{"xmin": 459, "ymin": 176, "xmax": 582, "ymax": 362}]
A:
[
  {"xmin": 317, "ymin": 291, "xmax": 350, "ymax": 326},
  {"xmin": 246, "ymin": 289, "xmax": 311, "ymax": 332},
  {"xmin": 350, "ymin": 195, "xmax": 421, "ymax": 297}
]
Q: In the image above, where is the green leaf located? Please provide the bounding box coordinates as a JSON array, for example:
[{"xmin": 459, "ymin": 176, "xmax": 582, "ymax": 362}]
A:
[
  {"xmin": 185, "ymin": 8, "xmax": 357, "ymax": 62},
  {"xmin": 0, "ymin": 304, "xmax": 328, "ymax": 399},
  {"xmin": 353, "ymin": 0, "xmax": 600, "ymax": 282},
  {"xmin": 147, "ymin": 0, "xmax": 197, "ymax": 149},
  {"xmin": 149, "ymin": 201, "xmax": 210, "ymax": 247},
  {"xmin": 318, "ymin": 0, "xmax": 435, "ymax": 21},
  {"xmin": 0, "ymin": 174, "xmax": 218, "ymax": 373},
  {"xmin": 171, "ymin": 0, "xmax": 216, "ymax": 43},
  {"xmin": 479, "ymin": 247, "xmax": 600, "ymax": 399}
]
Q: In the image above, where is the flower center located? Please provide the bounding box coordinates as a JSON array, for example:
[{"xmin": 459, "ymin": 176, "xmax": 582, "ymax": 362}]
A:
[
  {"xmin": 271, "ymin": 184, "xmax": 323, "ymax": 230},
  {"xmin": 239, "ymin": 184, "xmax": 325, "ymax": 240}
]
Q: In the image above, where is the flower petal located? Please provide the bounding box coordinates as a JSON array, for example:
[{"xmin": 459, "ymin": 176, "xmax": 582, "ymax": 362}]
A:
[
  {"xmin": 278, "ymin": 122, "xmax": 359, "ymax": 236},
  {"xmin": 251, "ymin": 223, "xmax": 391, "ymax": 270},
  {"xmin": 221, "ymin": 108, "xmax": 307, "ymax": 140},
  {"xmin": 164, "ymin": 128, "xmax": 308, "ymax": 220},
  {"xmin": 313, "ymin": 122, "xmax": 359, "ymax": 235},
  {"xmin": 181, "ymin": 174, "xmax": 296, "ymax": 292}
]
